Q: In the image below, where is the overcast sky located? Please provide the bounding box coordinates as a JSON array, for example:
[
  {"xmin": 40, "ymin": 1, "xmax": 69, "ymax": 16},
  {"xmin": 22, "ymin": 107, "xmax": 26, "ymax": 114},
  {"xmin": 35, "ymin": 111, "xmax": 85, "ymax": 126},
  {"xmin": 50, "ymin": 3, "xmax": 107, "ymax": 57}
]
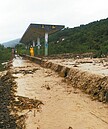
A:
[{"xmin": 0, "ymin": 0, "xmax": 108, "ymax": 43}]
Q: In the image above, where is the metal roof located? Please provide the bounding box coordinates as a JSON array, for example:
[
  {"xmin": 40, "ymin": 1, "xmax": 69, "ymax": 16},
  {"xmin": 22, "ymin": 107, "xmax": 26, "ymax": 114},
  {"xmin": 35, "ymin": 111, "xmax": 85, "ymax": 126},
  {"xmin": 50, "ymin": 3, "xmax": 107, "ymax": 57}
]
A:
[{"xmin": 20, "ymin": 23, "xmax": 65, "ymax": 44}]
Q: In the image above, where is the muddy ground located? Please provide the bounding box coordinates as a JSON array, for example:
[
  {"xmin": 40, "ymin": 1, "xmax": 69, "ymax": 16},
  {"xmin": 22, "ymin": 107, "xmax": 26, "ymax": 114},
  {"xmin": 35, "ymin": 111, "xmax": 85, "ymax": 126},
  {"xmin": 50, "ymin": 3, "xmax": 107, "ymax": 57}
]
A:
[
  {"xmin": 4, "ymin": 56, "xmax": 107, "ymax": 129},
  {"xmin": 49, "ymin": 58, "xmax": 108, "ymax": 76},
  {"xmin": 0, "ymin": 59, "xmax": 43, "ymax": 129}
]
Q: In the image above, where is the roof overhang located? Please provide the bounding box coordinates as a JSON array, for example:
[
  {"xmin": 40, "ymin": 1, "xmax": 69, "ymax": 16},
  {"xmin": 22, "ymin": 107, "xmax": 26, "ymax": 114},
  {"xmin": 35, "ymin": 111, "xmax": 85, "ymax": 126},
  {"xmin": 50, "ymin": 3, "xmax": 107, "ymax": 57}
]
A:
[{"xmin": 20, "ymin": 23, "xmax": 65, "ymax": 44}]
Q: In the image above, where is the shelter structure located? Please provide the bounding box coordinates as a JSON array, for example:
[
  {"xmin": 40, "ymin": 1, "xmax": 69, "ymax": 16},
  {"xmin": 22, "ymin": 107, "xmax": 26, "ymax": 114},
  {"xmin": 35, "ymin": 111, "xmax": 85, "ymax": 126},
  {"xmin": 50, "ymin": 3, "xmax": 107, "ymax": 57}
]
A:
[{"xmin": 20, "ymin": 23, "xmax": 65, "ymax": 56}]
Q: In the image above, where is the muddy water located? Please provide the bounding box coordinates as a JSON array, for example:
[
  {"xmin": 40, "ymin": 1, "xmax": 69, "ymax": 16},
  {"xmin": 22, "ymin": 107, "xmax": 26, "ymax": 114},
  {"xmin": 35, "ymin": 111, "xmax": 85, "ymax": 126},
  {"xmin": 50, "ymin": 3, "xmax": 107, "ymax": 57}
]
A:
[
  {"xmin": 13, "ymin": 56, "xmax": 25, "ymax": 67},
  {"xmin": 12, "ymin": 58, "xmax": 108, "ymax": 129}
]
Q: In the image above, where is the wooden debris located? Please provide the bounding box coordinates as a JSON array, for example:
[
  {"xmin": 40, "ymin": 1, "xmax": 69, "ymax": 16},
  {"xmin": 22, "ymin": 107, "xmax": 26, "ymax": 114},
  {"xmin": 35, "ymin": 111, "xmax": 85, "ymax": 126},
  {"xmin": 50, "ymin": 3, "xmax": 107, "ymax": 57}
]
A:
[{"xmin": 0, "ymin": 71, "xmax": 43, "ymax": 129}]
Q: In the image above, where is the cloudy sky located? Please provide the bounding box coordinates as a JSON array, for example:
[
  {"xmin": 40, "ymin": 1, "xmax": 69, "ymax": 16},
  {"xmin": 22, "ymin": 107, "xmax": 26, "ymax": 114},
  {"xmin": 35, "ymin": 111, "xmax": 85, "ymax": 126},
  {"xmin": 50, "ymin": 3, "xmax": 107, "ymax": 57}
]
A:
[{"xmin": 0, "ymin": 0, "xmax": 108, "ymax": 43}]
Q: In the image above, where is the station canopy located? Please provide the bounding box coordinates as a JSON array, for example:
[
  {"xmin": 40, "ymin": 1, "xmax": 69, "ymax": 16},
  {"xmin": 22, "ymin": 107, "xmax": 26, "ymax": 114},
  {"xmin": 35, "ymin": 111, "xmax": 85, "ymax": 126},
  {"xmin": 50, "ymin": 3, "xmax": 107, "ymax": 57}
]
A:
[{"xmin": 20, "ymin": 23, "xmax": 65, "ymax": 44}]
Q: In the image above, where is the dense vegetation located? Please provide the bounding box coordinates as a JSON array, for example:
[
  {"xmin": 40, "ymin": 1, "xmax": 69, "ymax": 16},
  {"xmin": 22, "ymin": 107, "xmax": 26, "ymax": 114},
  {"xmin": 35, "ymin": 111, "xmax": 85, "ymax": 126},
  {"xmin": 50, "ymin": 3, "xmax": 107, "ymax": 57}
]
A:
[
  {"xmin": 0, "ymin": 45, "xmax": 11, "ymax": 71},
  {"xmin": 48, "ymin": 18, "xmax": 108, "ymax": 57}
]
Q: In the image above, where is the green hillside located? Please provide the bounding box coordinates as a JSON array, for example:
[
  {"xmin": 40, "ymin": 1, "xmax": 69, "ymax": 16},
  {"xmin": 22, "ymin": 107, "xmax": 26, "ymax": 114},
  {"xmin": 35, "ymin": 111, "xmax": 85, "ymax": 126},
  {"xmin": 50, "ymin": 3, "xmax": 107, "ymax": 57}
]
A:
[
  {"xmin": 0, "ymin": 44, "xmax": 11, "ymax": 71},
  {"xmin": 1, "ymin": 18, "xmax": 108, "ymax": 61},
  {"xmin": 48, "ymin": 18, "xmax": 108, "ymax": 57},
  {"xmin": 0, "ymin": 39, "xmax": 20, "ymax": 71}
]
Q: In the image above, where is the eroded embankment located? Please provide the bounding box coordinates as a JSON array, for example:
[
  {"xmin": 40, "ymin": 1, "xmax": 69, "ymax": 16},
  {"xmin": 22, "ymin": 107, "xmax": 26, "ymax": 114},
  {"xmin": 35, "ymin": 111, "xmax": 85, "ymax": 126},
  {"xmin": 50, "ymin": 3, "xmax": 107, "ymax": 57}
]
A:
[
  {"xmin": 21, "ymin": 55, "xmax": 108, "ymax": 103},
  {"xmin": 42, "ymin": 61, "xmax": 108, "ymax": 103},
  {"xmin": 0, "ymin": 71, "xmax": 43, "ymax": 129}
]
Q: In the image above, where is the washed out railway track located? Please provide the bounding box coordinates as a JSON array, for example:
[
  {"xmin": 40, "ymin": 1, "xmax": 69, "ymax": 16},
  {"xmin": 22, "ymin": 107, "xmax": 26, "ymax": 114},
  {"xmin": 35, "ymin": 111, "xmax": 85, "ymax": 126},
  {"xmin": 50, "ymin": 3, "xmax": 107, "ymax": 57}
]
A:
[{"xmin": 0, "ymin": 56, "xmax": 108, "ymax": 129}]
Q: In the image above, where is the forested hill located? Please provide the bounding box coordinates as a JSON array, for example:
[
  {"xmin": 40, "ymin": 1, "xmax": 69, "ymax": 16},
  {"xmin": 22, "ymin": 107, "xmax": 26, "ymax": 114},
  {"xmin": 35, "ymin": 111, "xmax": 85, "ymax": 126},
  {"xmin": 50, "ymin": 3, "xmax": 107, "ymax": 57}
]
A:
[{"xmin": 48, "ymin": 18, "xmax": 108, "ymax": 57}]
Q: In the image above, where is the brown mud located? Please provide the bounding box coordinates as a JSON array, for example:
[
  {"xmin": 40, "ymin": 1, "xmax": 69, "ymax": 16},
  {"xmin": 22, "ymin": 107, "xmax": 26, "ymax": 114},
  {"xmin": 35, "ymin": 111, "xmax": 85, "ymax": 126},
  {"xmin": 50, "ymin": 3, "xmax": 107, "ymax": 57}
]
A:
[
  {"xmin": 41, "ymin": 59, "xmax": 108, "ymax": 103},
  {"xmin": 1, "ymin": 56, "xmax": 108, "ymax": 129},
  {"xmin": 0, "ymin": 70, "xmax": 43, "ymax": 129},
  {"xmin": 10, "ymin": 56, "xmax": 108, "ymax": 129}
]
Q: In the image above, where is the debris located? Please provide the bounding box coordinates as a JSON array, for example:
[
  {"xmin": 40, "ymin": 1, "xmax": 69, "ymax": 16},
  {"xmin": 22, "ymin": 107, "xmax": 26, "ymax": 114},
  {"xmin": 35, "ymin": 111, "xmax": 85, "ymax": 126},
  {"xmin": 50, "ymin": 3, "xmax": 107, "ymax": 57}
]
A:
[
  {"xmin": 46, "ymin": 86, "xmax": 50, "ymax": 90},
  {"xmin": 0, "ymin": 71, "xmax": 17, "ymax": 129},
  {"xmin": 13, "ymin": 68, "xmax": 40, "ymax": 75},
  {"xmin": 105, "ymin": 91, "xmax": 108, "ymax": 102},
  {"xmin": 0, "ymin": 71, "xmax": 43, "ymax": 129},
  {"xmin": 13, "ymin": 95, "xmax": 43, "ymax": 111},
  {"xmin": 68, "ymin": 126, "xmax": 73, "ymax": 129},
  {"xmin": 73, "ymin": 64, "xmax": 78, "ymax": 67}
]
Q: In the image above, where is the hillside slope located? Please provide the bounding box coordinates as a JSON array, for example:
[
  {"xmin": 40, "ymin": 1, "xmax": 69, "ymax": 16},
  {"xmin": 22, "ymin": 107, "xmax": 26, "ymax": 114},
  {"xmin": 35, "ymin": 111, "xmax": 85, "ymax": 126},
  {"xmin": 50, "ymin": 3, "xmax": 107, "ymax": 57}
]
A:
[
  {"xmin": 2, "ymin": 39, "xmax": 20, "ymax": 48},
  {"xmin": 48, "ymin": 18, "xmax": 108, "ymax": 56}
]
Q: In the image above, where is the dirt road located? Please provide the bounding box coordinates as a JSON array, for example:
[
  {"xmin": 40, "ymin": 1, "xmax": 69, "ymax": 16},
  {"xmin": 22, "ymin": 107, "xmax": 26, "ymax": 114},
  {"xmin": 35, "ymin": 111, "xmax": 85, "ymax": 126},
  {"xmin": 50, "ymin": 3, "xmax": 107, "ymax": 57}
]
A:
[{"xmin": 12, "ymin": 57, "xmax": 108, "ymax": 129}]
